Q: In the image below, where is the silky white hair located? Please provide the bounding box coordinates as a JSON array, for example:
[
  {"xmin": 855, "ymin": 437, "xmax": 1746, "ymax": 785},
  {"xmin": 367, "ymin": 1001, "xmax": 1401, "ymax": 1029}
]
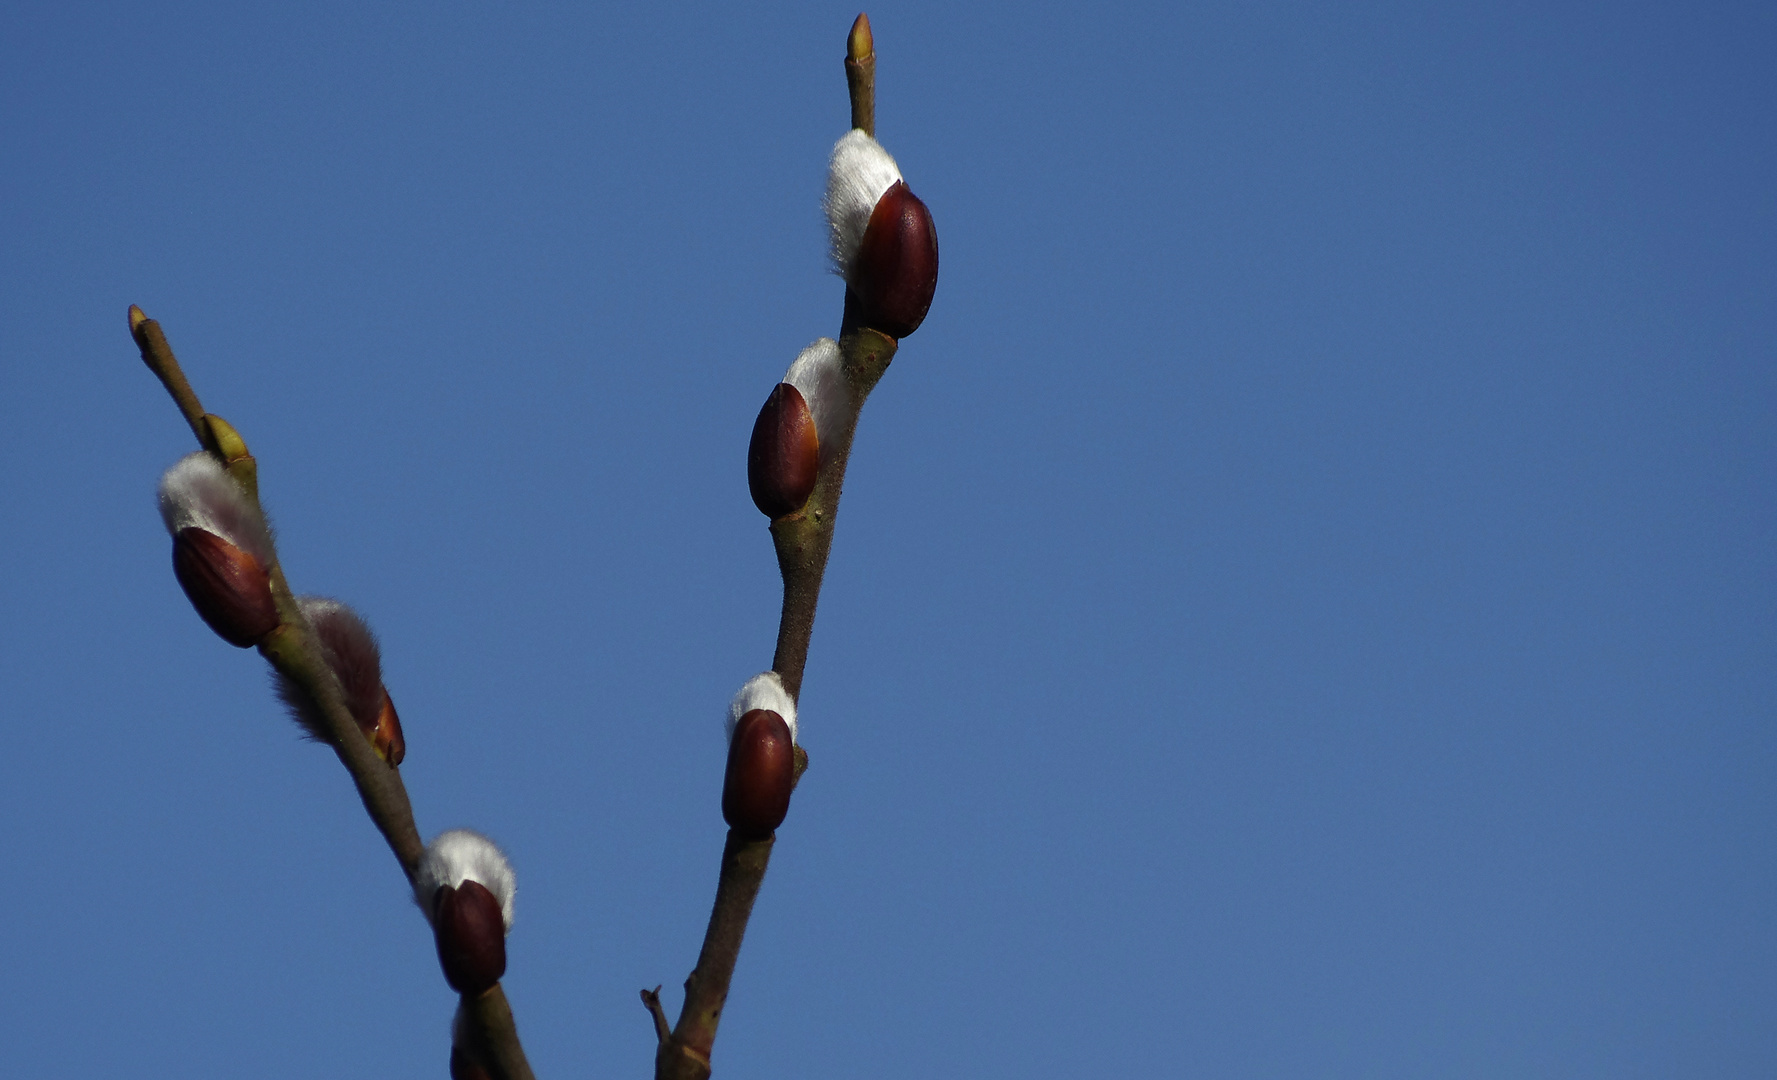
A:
[
  {"xmin": 726, "ymin": 671, "xmax": 799, "ymax": 745},
  {"xmin": 414, "ymin": 829, "xmax": 516, "ymax": 931},
  {"xmin": 783, "ymin": 338, "xmax": 850, "ymax": 462},
  {"xmin": 823, "ymin": 129, "xmax": 902, "ymax": 282},
  {"xmin": 156, "ymin": 451, "xmax": 274, "ymax": 564}
]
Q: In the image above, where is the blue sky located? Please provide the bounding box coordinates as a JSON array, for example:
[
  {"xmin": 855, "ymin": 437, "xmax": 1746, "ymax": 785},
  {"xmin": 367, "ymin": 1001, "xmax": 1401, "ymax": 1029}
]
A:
[{"xmin": 2, "ymin": 2, "xmax": 1773, "ymax": 1077}]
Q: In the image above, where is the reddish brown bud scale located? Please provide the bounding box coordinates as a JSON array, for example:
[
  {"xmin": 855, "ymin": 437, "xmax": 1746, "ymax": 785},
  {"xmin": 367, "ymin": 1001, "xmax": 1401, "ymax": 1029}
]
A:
[
  {"xmin": 747, "ymin": 383, "xmax": 820, "ymax": 518},
  {"xmin": 433, "ymin": 880, "xmax": 507, "ymax": 996},
  {"xmin": 373, "ymin": 691, "xmax": 406, "ymax": 766},
  {"xmin": 171, "ymin": 526, "xmax": 279, "ymax": 647},
  {"xmin": 852, "ymin": 180, "xmax": 938, "ymax": 339},
  {"xmin": 722, "ymin": 708, "xmax": 795, "ymax": 837}
]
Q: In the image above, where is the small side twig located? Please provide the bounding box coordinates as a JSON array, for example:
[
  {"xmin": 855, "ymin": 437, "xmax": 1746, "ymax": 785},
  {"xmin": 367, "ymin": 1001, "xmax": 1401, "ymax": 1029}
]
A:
[{"xmin": 640, "ymin": 986, "xmax": 672, "ymax": 1045}]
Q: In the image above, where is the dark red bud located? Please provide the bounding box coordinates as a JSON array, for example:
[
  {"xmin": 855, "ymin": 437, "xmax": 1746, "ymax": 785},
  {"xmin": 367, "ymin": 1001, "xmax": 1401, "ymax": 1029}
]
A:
[
  {"xmin": 433, "ymin": 880, "xmax": 507, "ymax": 996},
  {"xmin": 171, "ymin": 527, "xmax": 279, "ymax": 648},
  {"xmin": 372, "ymin": 690, "xmax": 406, "ymax": 766},
  {"xmin": 747, "ymin": 384, "xmax": 821, "ymax": 518},
  {"xmin": 722, "ymin": 708, "xmax": 794, "ymax": 838},
  {"xmin": 852, "ymin": 180, "xmax": 938, "ymax": 339}
]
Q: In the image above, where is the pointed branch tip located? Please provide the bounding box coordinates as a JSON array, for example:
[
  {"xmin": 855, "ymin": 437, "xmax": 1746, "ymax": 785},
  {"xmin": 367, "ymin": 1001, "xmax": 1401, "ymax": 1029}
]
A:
[
  {"xmin": 848, "ymin": 13, "xmax": 873, "ymax": 61},
  {"xmin": 844, "ymin": 13, "xmax": 877, "ymax": 135},
  {"xmin": 128, "ymin": 304, "xmax": 148, "ymax": 335}
]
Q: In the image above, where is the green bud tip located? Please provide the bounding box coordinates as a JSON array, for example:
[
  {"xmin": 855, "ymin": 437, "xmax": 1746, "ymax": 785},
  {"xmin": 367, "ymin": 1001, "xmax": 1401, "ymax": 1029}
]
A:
[{"xmin": 848, "ymin": 13, "xmax": 873, "ymax": 62}]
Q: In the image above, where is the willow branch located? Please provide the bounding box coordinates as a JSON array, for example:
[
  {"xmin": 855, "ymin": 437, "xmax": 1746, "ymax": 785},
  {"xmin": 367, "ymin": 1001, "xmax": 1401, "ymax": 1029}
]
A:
[
  {"xmin": 648, "ymin": 331, "xmax": 894, "ymax": 1079},
  {"xmin": 645, "ymin": 20, "xmax": 899, "ymax": 1078},
  {"xmin": 769, "ymin": 12, "xmax": 895, "ymax": 700},
  {"xmin": 131, "ymin": 307, "xmax": 533, "ymax": 1079},
  {"xmin": 131, "ymin": 307, "xmax": 427, "ymax": 876}
]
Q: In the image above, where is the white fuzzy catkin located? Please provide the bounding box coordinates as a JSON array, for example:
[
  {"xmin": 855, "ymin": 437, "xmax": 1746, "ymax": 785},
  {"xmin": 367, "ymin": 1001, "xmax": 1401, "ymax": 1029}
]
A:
[
  {"xmin": 414, "ymin": 829, "xmax": 516, "ymax": 932},
  {"xmin": 783, "ymin": 337, "xmax": 850, "ymax": 458},
  {"xmin": 156, "ymin": 451, "xmax": 274, "ymax": 564},
  {"xmin": 824, "ymin": 129, "xmax": 902, "ymax": 283},
  {"xmin": 727, "ymin": 671, "xmax": 799, "ymax": 745}
]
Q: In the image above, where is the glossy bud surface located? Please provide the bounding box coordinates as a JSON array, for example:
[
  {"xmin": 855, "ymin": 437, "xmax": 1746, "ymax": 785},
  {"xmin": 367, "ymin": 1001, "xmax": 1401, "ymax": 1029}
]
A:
[
  {"xmin": 171, "ymin": 527, "xmax": 279, "ymax": 647},
  {"xmin": 373, "ymin": 691, "xmax": 406, "ymax": 766},
  {"xmin": 852, "ymin": 180, "xmax": 939, "ymax": 338},
  {"xmin": 747, "ymin": 383, "xmax": 820, "ymax": 518},
  {"xmin": 722, "ymin": 708, "xmax": 794, "ymax": 837},
  {"xmin": 433, "ymin": 879, "xmax": 507, "ymax": 996}
]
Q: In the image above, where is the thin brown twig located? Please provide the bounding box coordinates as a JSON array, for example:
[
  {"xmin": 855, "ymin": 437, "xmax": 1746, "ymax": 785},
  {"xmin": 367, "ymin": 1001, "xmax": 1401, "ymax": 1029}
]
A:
[{"xmin": 641, "ymin": 987, "xmax": 672, "ymax": 1045}]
